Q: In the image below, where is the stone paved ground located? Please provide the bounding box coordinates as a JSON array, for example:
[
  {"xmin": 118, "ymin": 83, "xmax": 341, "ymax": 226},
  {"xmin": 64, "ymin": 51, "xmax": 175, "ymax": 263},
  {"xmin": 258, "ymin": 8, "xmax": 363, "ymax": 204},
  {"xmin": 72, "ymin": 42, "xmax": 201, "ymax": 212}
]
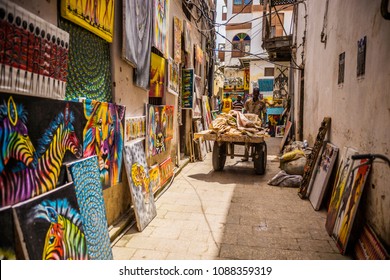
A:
[{"xmin": 112, "ymin": 137, "xmax": 350, "ymax": 260}]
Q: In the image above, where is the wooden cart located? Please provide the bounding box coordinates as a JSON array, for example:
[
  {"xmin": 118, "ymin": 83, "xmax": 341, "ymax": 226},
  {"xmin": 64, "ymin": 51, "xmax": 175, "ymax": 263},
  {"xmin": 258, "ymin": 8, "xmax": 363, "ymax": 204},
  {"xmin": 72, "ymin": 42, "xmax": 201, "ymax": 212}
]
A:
[{"xmin": 194, "ymin": 130, "xmax": 267, "ymax": 175}]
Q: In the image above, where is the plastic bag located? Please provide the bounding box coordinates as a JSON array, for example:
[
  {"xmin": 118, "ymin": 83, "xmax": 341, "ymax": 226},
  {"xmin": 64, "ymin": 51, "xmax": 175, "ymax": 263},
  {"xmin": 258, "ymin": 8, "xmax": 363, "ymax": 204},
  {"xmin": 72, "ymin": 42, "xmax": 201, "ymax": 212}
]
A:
[{"xmin": 267, "ymin": 170, "xmax": 303, "ymax": 188}]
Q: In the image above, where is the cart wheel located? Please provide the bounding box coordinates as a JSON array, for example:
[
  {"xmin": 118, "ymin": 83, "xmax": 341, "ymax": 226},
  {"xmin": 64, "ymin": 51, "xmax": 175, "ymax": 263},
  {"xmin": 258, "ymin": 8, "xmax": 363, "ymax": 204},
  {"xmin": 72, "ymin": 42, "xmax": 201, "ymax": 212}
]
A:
[
  {"xmin": 212, "ymin": 142, "xmax": 226, "ymax": 171},
  {"xmin": 254, "ymin": 142, "xmax": 267, "ymax": 175}
]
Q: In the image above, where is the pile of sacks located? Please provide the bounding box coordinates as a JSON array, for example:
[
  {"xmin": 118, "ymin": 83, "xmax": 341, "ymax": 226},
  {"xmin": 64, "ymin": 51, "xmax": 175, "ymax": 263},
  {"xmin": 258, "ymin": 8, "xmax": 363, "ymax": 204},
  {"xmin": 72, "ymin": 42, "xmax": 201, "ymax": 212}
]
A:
[
  {"xmin": 268, "ymin": 141, "xmax": 309, "ymax": 188},
  {"xmin": 210, "ymin": 111, "xmax": 269, "ymax": 137}
]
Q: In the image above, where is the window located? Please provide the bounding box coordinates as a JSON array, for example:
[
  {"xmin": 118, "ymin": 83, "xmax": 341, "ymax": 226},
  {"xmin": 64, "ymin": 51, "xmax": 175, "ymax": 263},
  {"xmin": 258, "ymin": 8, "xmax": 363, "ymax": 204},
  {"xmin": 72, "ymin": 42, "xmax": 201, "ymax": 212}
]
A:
[
  {"xmin": 218, "ymin": 43, "xmax": 225, "ymax": 61},
  {"xmin": 264, "ymin": 67, "xmax": 275, "ymax": 76},
  {"xmin": 270, "ymin": 13, "xmax": 284, "ymax": 37},
  {"xmin": 232, "ymin": 33, "xmax": 251, "ymax": 58}
]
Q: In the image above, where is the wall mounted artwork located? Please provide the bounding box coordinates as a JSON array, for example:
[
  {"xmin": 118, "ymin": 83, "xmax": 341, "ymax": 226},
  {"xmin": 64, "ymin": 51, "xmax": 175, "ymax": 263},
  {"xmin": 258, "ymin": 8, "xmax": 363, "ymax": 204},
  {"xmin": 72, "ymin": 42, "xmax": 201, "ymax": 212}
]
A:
[
  {"xmin": 183, "ymin": 20, "xmax": 192, "ymax": 54},
  {"xmin": 13, "ymin": 182, "xmax": 89, "ymax": 260},
  {"xmin": 325, "ymin": 146, "xmax": 358, "ymax": 235},
  {"xmin": 66, "ymin": 156, "xmax": 113, "ymax": 260},
  {"xmin": 60, "ymin": 20, "xmax": 112, "ymax": 103},
  {"xmin": 357, "ymin": 36, "xmax": 366, "ymax": 78},
  {"xmin": 123, "ymin": 142, "xmax": 157, "ymax": 231},
  {"xmin": 149, "ymin": 52, "xmax": 165, "ymax": 98},
  {"xmin": 0, "ymin": 0, "xmax": 69, "ymax": 99},
  {"xmin": 153, "ymin": 0, "xmax": 169, "ymax": 57},
  {"xmin": 309, "ymin": 143, "xmax": 339, "ymax": 210},
  {"xmin": 146, "ymin": 104, "xmax": 174, "ymax": 161},
  {"xmin": 125, "ymin": 116, "xmax": 146, "ymax": 143},
  {"xmin": 192, "ymin": 74, "xmax": 202, "ymax": 119},
  {"xmin": 182, "ymin": 68, "xmax": 194, "ymax": 109},
  {"xmin": 122, "ymin": 0, "xmax": 153, "ymax": 90},
  {"xmin": 168, "ymin": 57, "xmax": 180, "ymax": 96},
  {"xmin": 0, "ymin": 206, "xmax": 16, "ymax": 259},
  {"xmin": 333, "ymin": 159, "xmax": 371, "ymax": 255},
  {"xmin": 173, "ymin": 17, "xmax": 182, "ymax": 64},
  {"xmin": 60, "ymin": 0, "xmax": 115, "ymax": 42}
]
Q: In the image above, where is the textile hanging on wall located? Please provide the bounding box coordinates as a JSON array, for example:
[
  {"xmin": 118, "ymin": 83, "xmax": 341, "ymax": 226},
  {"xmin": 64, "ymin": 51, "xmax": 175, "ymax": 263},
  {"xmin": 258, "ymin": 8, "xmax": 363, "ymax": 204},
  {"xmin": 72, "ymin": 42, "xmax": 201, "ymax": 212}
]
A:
[
  {"xmin": 0, "ymin": 0, "xmax": 69, "ymax": 99},
  {"xmin": 153, "ymin": 0, "xmax": 169, "ymax": 58},
  {"xmin": 146, "ymin": 104, "xmax": 174, "ymax": 162},
  {"xmin": 122, "ymin": 0, "xmax": 153, "ymax": 90},
  {"xmin": 0, "ymin": 207, "xmax": 16, "ymax": 260},
  {"xmin": 125, "ymin": 116, "xmax": 146, "ymax": 143},
  {"xmin": 0, "ymin": 93, "xmax": 124, "ymax": 209},
  {"xmin": 66, "ymin": 156, "xmax": 113, "ymax": 260},
  {"xmin": 149, "ymin": 52, "xmax": 165, "ymax": 98},
  {"xmin": 13, "ymin": 182, "xmax": 89, "ymax": 260},
  {"xmin": 123, "ymin": 141, "xmax": 157, "ymax": 231},
  {"xmin": 60, "ymin": 0, "xmax": 115, "ymax": 43},
  {"xmin": 167, "ymin": 57, "xmax": 179, "ymax": 95},
  {"xmin": 60, "ymin": 19, "xmax": 112, "ymax": 103},
  {"xmin": 173, "ymin": 17, "xmax": 182, "ymax": 64}
]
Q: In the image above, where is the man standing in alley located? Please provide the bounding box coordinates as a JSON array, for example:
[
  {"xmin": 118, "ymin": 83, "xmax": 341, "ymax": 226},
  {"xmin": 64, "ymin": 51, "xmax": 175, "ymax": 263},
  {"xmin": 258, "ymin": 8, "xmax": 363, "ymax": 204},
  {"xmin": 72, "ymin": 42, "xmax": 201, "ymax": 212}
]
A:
[
  {"xmin": 244, "ymin": 87, "xmax": 266, "ymax": 124},
  {"xmin": 232, "ymin": 94, "xmax": 244, "ymax": 112},
  {"xmin": 221, "ymin": 93, "xmax": 233, "ymax": 113}
]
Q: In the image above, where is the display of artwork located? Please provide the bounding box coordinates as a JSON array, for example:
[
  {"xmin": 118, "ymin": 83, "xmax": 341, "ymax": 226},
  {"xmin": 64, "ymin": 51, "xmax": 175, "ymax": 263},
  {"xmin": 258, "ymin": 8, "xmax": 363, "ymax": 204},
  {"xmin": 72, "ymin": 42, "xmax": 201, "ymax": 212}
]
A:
[
  {"xmin": 159, "ymin": 157, "xmax": 174, "ymax": 187},
  {"xmin": 66, "ymin": 156, "xmax": 113, "ymax": 260},
  {"xmin": 60, "ymin": 0, "xmax": 115, "ymax": 42},
  {"xmin": 0, "ymin": 206, "xmax": 16, "ymax": 260},
  {"xmin": 122, "ymin": 0, "xmax": 153, "ymax": 90},
  {"xmin": 275, "ymin": 125, "xmax": 285, "ymax": 137},
  {"xmin": 298, "ymin": 117, "xmax": 331, "ymax": 198},
  {"xmin": 149, "ymin": 164, "xmax": 161, "ymax": 194},
  {"xmin": 333, "ymin": 159, "xmax": 371, "ymax": 255},
  {"xmin": 123, "ymin": 142, "xmax": 157, "ymax": 231},
  {"xmin": 201, "ymin": 95, "xmax": 212, "ymax": 130},
  {"xmin": 0, "ymin": 0, "xmax": 69, "ymax": 99},
  {"xmin": 193, "ymin": 74, "xmax": 202, "ymax": 119},
  {"xmin": 244, "ymin": 68, "xmax": 250, "ymax": 90},
  {"xmin": 125, "ymin": 116, "xmax": 146, "ymax": 142},
  {"xmin": 183, "ymin": 20, "xmax": 192, "ymax": 54},
  {"xmin": 149, "ymin": 52, "xmax": 165, "ymax": 98},
  {"xmin": 82, "ymin": 99, "xmax": 125, "ymax": 189},
  {"xmin": 195, "ymin": 44, "xmax": 204, "ymax": 65},
  {"xmin": 325, "ymin": 146, "xmax": 358, "ymax": 235},
  {"xmin": 146, "ymin": 104, "xmax": 174, "ymax": 160},
  {"xmin": 60, "ymin": 20, "xmax": 112, "ymax": 103},
  {"xmin": 153, "ymin": 0, "xmax": 169, "ymax": 57},
  {"xmin": 353, "ymin": 224, "xmax": 389, "ymax": 260},
  {"xmin": 173, "ymin": 17, "xmax": 182, "ymax": 64},
  {"xmin": 168, "ymin": 57, "xmax": 180, "ymax": 95},
  {"xmin": 182, "ymin": 68, "xmax": 194, "ymax": 109},
  {"xmin": 309, "ymin": 143, "xmax": 339, "ymax": 210},
  {"xmin": 194, "ymin": 119, "xmax": 207, "ymax": 161},
  {"xmin": 13, "ymin": 182, "xmax": 89, "ymax": 260}
]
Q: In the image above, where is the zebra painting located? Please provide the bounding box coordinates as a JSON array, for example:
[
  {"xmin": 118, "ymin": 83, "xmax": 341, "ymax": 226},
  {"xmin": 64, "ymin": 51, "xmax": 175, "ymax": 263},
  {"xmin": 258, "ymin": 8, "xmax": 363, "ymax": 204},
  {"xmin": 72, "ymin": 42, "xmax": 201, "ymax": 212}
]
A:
[
  {"xmin": 0, "ymin": 96, "xmax": 35, "ymax": 173},
  {"xmin": 0, "ymin": 104, "xmax": 82, "ymax": 207}
]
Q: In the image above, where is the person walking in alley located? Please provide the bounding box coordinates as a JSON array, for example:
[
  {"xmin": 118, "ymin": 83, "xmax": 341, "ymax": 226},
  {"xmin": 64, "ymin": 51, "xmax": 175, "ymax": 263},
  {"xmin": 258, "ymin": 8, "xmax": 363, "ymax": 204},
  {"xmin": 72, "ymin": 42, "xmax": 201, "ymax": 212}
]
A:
[
  {"xmin": 232, "ymin": 94, "xmax": 244, "ymax": 112},
  {"xmin": 221, "ymin": 93, "xmax": 233, "ymax": 113}
]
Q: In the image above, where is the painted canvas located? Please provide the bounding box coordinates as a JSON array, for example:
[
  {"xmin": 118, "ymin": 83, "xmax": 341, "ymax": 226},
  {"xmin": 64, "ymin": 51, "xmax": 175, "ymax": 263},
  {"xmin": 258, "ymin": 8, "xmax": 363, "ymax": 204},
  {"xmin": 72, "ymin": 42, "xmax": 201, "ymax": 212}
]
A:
[
  {"xmin": 122, "ymin": 0, "xmax": 153, "ymax": 90},
  {"xmin": 0, "ymin": 206, "xmax": 16, "ymax": 259},
  {"xmin": 149, "ymin": 164, "xmax": 161, "ymax": 194},
  {"xmin": 309, "ymin": 143, "xmax": 339, "ymax": 210},
  {"xmin": 150, "ymin": 52, "xmax": 165, "ymax": 98},
  {"xmin": 0, "ymin": 94, "xmax": 83, "ymax": 208},
  {"xmin": 153, "ymin": 0, "xmax": 169, "ymax": 57},
  {"xmin": 60, "ymin": 20, "xmax": 112, "ymax": 103},
  {"xmin": 168, "ymin": 57, "xmax": 180, "ymax": 95},
  {"xmin": 201, "ymin": 95, "xmax": 212, "ymax": 130},
  {"xmin": 0, "ymin": 0, "xmax": 69, "ymax": 99},
  {"xmin": 333, "ymin": 159, "xmax": 371, "ymax": 254},
  {"xmin": 159, "ymin": 157, "xmax": 174, "ymax": 187},
  {"xmin": 193, "ymin": 74, "xmax": 202, "ymax": 119},
  {"xmin": 325, "ymin": 147, "xmax": 358, "ymax": 235},
  {"xmin": 173, "ymin": 17, "xmax": 182, "ymax": 64},
  {"xmin": 66, "ymin": 156, "xmax": 113, "ymax": 260},
  {"xmin": 125, "ymin": 116, "xmax": 146, "ymax": 143},
  {"xmin": 353, "ymin": 224, "xmax": 389, "ymax": 260},
  {"xmin": 123, "ymin": 142, "xmax": 157, "ymax": 231},
  {"xmin": 60, "ymin": 0, "xmax": 115, "ymax": 42},
  {"xmin": 182, "ymin": 68, "xmax": 194, "ymax": 109},
  {"xmin": 183, "ymin": 20, "xmax": 192, "ymax": 54},
  {"xmin": 13, "ymin": 182, "xmax": 89, "ymax": 260},
  {"xmin": 82, "ymin": 99, "xmax": 125, "ymax": 189}
]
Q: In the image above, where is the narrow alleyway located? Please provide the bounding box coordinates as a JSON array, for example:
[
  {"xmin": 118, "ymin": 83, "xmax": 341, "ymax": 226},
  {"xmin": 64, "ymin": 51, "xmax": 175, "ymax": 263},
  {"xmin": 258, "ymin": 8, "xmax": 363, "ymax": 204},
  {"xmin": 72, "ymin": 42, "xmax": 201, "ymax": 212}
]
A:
[{"xmin": 112, "ymin": 137, "xmax": 350, "ymax": 260}]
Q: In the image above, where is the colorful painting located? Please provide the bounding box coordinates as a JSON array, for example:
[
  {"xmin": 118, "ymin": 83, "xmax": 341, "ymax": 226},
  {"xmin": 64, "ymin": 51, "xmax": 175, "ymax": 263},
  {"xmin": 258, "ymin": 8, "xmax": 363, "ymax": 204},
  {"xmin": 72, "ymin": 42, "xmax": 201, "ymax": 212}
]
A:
[
  {"xmin": 173, "ymin": 17, "xmax": 182, "ymax": 64},
  {"xmin": 193, "ymin": 74, "xmax": 202, "ymax": 118},
  {"xmin": 122, "ymin": 0, "xmax": 153, "ymax": 90},
  {"xmin": 60, "ymin": 20, "xmax": 112, "ymax": 102},
  {"xmin": 0, "ymin": 94, "xmax": 83, "ymax": 208},
  {"xmin": 325, "ymin": 147, "xmax": 358, "ymax": 235},
  {"xmin": 146, "ymin": 104, "xmax": 174, "ymax": 161},
  {"xmin": 60, "ymin": 0, "xmax": 115, "ymax": 42},
  {"xmin": 353, "ymin": 224, "xmax": 389, "ymax": 260},
  {"xmin": 125, "ymin": 116, "xmax": 146, "ymax": 143},
  {"xmin": 183, "ymin": 20, "xmax": 192, "ymax": 54},
  {"xmin": 150, "ymin": 52, "xmax": 165, "ymax": 98},
  {"xmin": 168, "ymin": 57, "xmax": 180, "ymax": 96},
  {"xmin": 13, "ymin": 182, "xmax": 89, "ymax": 260},
  {"xmin": 123, "ymin": 142, "xmax": 157, "ymax": 231},
  {"xmin": 82, "ymin": 99, "xmax": 125, "ymax": 189},
  {"xmin": 159, "ymin": 157, "xmax": 174, "ymax": 187},
  {"xmin": 66, "ymin": 156, "xmax": 113, "ymax": 260},
  {"xmin": 0, "ymin": 0, "xmax": 69, "ymax": 99},
  {"xmin": 182, "ymin": 68, "xmax": 194, "ymax": 109},
  {"xmin": 153, "ymin": 0, "xmax": 169, "ymax": 57},
  {"xmin": 149, "ymin": 164, "xmax": 161, "ymax": 194},
  {"xmin": 195, "ymin": 44, "xmax": 204, "ymax": 65},
  {"xmin": 309, "ymin": 143, "xmax": 339, "ymax": 210},
  {"xmin": 201, "ymin": 95, "xmax": 212, "ymax": 130},
  {"xmin": 333, "ymin": 159, "xmax": 371, "ymax": 254},
  {"xmin": 244, "ymin": 68, "xmax": 250, "ymax": 90},
  {"xmin": 0, "ymin": 206, "xmax": 16, "ymax": 260}
]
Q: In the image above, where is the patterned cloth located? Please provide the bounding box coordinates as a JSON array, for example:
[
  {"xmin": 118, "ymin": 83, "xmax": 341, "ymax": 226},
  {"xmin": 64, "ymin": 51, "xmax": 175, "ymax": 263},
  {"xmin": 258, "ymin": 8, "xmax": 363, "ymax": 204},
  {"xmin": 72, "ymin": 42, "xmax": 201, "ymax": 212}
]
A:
[
  {"xmin": 244, "ymin": 98, "xmax": 266, "ymax": 116},
  {"xmin": 232, "ymin": 100, "xmax": 244, "ymax": 111}
]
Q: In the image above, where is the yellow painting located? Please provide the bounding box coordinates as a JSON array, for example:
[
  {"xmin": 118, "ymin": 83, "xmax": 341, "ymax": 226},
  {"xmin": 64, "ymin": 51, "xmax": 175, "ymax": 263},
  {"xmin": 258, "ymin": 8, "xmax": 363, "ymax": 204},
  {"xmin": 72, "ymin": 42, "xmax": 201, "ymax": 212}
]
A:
[
  {"xmin": 61, "ymin": 0, "xmax": 115, "ymax": 42},
  {"xmin": 150, "ymin": 53, "xmax": 165, "ymax": 98}
]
